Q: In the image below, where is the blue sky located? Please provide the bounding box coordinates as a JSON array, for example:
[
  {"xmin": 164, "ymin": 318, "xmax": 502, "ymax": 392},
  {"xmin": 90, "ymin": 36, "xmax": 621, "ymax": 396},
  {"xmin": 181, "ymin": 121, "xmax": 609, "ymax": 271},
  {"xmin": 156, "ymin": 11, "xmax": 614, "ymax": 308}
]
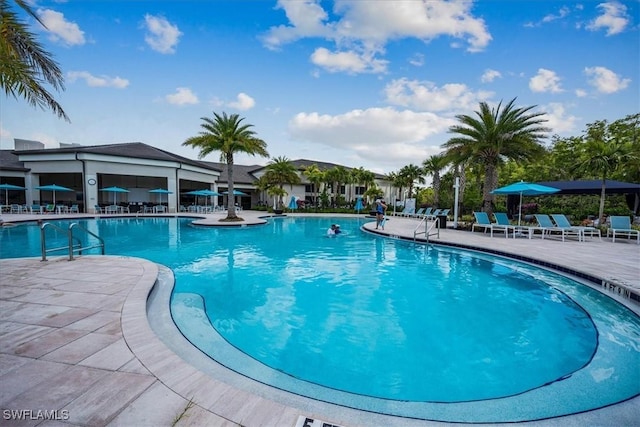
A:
[{"xmin": 1, "ymin": 0, "xmax": 638, "ymax": 175}]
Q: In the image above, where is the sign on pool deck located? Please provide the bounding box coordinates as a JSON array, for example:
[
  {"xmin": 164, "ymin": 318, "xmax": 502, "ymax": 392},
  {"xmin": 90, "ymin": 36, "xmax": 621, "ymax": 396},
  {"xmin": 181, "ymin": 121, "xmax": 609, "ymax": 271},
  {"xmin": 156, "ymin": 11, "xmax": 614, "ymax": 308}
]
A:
[{"xmin": 295, "ymin": 415, "xmax": 345, "ymax": 427}]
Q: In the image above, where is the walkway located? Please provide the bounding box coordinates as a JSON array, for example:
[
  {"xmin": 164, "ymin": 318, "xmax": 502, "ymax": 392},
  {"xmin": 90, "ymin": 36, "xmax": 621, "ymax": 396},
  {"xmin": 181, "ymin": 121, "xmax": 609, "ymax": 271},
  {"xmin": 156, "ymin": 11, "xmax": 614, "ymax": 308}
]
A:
[{"xmin": 1, "ymin": 211, "xmax": 638, "ymax": 426}]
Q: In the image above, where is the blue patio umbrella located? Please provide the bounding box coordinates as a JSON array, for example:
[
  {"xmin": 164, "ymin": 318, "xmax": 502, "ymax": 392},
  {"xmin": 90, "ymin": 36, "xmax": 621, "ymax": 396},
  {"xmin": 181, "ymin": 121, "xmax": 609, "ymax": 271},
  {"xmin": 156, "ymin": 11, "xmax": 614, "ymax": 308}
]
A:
[
  {"xmin": 222, "ymin": 190, "xmax": 247, "ymax": 196},
  {"xmin": 35, "ymin": 184, "xmax": 73, "ymax": 205},
  {"xmin": 100, "ymin": 186, "xmax": 130, "ymax": 204},
  {"xmin": 491, "ymin": 181, "xmax": 560, "ymax": 225},
  {"xmin": 0, "ymin": 183, "xmax": 26, "ymax": 204},
  {"xmin": 185, "ymin": 189, "xmax": 219, "ymax": 206},
  {"xmin": 288, "ymin": 195, "xmax": 297, "ymax": 210},
  {"xmin": 148, "ymin": 188, "xmax": 173, "ymax": 204},
  {"xmin": 354, "ymin": 197, "xmax": 364, "ymax": 213}
]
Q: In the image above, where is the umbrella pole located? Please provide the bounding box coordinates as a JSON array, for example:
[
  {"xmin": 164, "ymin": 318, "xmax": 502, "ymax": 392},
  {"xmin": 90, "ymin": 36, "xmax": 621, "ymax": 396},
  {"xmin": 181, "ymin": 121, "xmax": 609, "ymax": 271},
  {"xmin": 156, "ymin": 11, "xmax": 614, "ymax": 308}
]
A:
[{"xmin": 518, "ymin": 192, "xmax": 523, "ymax": 226}]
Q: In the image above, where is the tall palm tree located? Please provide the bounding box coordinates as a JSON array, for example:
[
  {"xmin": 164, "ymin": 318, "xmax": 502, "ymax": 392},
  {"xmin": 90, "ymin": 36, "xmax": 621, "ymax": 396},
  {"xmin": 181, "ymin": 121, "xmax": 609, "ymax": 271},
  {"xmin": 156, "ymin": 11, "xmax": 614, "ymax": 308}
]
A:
[
  {"xmin": 302, "ymin": 164, "xmax": 324, "ymax": 210},
  {"xmin": 0, "ymin": 0, "xmax": 69, "ymax": 121},
  {"xmin": 325, "ymin": 166, "xmax": 349, "ymax": 207},
  {"xmin": 442, "ymin": 98, "xmax": 549, "ymax": 215},
  {"xmin": 183, "ymin": 112, "xmax": 268, "ymax": 221},
  {"xmin": 262, "ymin": 156, "xmax": 300, "ymax": 209},
  {"xmin": 399, "ymin": 164, "xmax": 424, "ymax": 199},
  {"xmin": 573, "ymin": 119, "xmax": 636, "ymax": 225},
  {"xmin": 422, "ymin": 154, "xmax": 449, "ymax": 207}
]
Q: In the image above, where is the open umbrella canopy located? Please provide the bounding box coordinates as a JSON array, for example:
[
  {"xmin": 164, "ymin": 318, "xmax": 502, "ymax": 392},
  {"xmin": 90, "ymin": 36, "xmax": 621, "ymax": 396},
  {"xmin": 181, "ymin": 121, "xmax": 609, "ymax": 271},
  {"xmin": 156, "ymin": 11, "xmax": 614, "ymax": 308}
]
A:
[
  {"xmin": 148, "ymin": 188, "xmax": 172, "ymax": 194},
  {"xmin": 222, "ymin": 190, "xmax": 247, "ymax": 196},
  {"xmin": 100, "ymin": 186, "xmax": 129, "ymax": 204},
  {"xmin": 491, "ymin": 181, "xmax": 561, "ymax": 196},
  {"xmin": 149, "ymin": 188, "xmax": 172, "ymax": 204},
  {"xmin": 288, "ymin": 196, "xmax": 297, "ymax": 210},
  {"xmin": 35, "ymin": 184, "xmax": 74, "ymax": 205},
  {"xmin": 491, "ymin": 181, "xmax": 560, "ymax": 225},
  {"xmin": 354, "ymin": 197, "xmax": 364, "ymax": 212},
  {"xmin": 0, "ymin": 183, "xmax": 26, "ymax": 204}
]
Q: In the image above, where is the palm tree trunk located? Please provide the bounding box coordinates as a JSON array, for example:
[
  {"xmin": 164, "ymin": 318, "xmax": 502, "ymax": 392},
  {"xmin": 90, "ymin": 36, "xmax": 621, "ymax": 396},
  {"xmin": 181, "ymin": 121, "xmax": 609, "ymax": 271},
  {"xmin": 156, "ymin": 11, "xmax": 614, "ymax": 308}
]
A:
[
  {"xmin": 226, "ymin": 155, "xmax": 238, "ymax": 220},
  {"xmin": 483, "ymin": 163, "xmax": 497, "ymax": 214},
  {"xmin": 598, "ymin": 177, "xmax": 606, "ymax": 225}
]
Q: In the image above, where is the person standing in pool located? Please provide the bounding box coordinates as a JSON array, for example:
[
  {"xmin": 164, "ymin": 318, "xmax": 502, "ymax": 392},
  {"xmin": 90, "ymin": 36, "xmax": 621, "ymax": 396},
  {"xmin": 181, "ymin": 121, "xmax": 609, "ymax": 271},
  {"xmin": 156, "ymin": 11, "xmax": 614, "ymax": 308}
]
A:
[{"xmin": 375, "ymin": 199, "xmax": 387, "ymax": 229}]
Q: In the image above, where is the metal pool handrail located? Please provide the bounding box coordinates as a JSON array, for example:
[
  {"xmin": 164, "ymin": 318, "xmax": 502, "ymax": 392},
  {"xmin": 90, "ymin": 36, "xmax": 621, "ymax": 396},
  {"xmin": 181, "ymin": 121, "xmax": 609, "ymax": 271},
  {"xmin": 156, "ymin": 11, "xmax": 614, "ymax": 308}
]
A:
[
  {"xmin": 414, "ymin": 214, "xmax": 440, "ymax": 243},
  {"xmin": 40, "ymin": 222, "xmax": 105, "ymax": 261}
]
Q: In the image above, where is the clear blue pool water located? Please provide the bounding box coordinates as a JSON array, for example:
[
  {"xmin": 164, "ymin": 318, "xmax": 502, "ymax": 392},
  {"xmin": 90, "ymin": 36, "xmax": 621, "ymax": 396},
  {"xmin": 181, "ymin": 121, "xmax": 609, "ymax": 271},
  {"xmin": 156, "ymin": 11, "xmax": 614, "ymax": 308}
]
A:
[{"xmin": 1, "ymin": 217, "xmax": 639, "ymax": 422}]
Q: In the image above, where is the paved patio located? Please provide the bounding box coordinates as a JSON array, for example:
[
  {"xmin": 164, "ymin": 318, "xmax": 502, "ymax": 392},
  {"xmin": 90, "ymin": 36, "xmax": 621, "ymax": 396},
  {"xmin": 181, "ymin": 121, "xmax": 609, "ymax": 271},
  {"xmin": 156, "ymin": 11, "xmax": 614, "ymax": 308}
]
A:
[{"xmin": 0, "ymin": 211, "xmax": 638, "ymax": 426}]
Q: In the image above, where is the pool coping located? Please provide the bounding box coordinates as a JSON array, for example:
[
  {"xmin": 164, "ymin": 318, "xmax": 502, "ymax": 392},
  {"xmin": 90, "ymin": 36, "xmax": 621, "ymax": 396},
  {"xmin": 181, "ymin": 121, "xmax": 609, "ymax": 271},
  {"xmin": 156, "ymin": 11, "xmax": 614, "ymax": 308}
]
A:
[{"xmin": 2, "ymin": 212, "xmax": 639, "ymax": 426}]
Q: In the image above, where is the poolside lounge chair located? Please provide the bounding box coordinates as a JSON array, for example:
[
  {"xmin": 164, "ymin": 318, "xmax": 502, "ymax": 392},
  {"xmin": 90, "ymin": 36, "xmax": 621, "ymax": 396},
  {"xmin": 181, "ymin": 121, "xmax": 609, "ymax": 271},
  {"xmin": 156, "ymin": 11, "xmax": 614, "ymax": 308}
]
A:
[
  {"xmin": 551, "ymin": 214, "xmax": 601, "ymax": 240},
  {"xmin": 607, "ymin": 216, "xmax": 639, "ymax": 244},
  {"xmin": 534, "ymin": 214, "xmax": 582, "ymax": 242},
  {"xmin": 401, "ymin": 207, "xmax": 415, "ymax": 217},
  {"xmin": 393, "ymin": 206, "xmax": 411, "ymax": 217},
  {"xmin": 411, "ymin": 208, "xmax": 425, "ymax": 218},
  {"xmin": 472, "ymin": 212, "xmax": 514, "ymax": 238}
]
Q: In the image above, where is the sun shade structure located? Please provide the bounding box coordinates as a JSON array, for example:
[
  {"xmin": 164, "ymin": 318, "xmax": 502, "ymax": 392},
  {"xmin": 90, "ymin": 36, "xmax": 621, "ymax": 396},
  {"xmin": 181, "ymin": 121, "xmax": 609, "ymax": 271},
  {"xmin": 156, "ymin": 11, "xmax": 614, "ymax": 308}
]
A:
[
  {"xmin": 491, "ymin": 181, "xmax": 560, "ymax": 226},
  {"xmin": 148, "ymin": 188, "xmax": 173, "ymax": 204},
  {"xmin": 0, "ymin": 183, "xmax": 26, "ymax": 204},
  {"xmin": 222, "ymin": 190, "xmax": 248, "ymax": 196},
  {"xmin": 100, "ymin": 186, "xmax": 130, "ymax": 204},
  {"xmin": 35, "ymin": 184, "xmax": 74, "ymax": 205}
]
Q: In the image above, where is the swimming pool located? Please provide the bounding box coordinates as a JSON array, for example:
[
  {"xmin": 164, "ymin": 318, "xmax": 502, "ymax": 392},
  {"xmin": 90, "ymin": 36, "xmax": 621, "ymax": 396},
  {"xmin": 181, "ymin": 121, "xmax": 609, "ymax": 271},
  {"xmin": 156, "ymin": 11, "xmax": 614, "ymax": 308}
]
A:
[{"xmin": 1, "ymin": 217, "xmax": 639, "ymax": 422}]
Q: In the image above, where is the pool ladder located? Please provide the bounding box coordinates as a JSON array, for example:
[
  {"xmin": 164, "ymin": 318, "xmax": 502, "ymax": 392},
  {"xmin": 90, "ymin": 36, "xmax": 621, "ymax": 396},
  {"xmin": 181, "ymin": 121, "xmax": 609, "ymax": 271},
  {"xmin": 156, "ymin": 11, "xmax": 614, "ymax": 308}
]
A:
[
  {"xmin": 413, "ymin": 215, "xmax": 440, "ymax": 243},
  {"xmin": 40, "ymin": 222, "xmax": 105, "ymax": 261}
]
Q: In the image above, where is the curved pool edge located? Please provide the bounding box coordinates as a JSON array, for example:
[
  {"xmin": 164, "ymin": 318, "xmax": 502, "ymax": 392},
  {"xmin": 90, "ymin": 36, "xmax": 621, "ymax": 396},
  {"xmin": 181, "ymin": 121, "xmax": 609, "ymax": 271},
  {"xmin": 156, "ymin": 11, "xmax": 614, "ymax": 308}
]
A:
[{"xmin": 131, "ymin": 261, "xmax": 640, "ymax": 426}]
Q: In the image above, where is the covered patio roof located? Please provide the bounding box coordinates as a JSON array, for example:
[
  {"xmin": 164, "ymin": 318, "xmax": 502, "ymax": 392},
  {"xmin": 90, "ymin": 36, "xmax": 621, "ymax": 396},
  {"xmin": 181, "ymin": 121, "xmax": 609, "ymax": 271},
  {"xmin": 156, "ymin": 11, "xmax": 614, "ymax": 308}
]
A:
[{"xmin": 536, "ymin": 180, "xmax": 640, "ymax": 195}]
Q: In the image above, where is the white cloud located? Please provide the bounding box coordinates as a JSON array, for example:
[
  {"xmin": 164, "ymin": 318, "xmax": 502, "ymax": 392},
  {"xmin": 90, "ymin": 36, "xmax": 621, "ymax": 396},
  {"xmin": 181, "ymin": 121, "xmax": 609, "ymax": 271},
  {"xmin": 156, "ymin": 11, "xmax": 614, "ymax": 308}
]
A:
[
  {"xmin": 542, "ymin": 103, "xmax": 579, "ymax": 133},
  {"xmin": 542, "ymin": 6, "xmax": 570, "ymax": 23},
  {"xmin": 143, "ymin": 15, "xmax": 182, "ymax": 54},
  {"xmin": 37, "ymin": 8, "xmax": 85, "ymax": 46},
  {"xmin": 310, "ymin": 47, "xmax": 388, "ymax": 74},
  {"xmin": 227, "ymin": 93, "xmax": 256, "ymax": 111},
  {"xmin": 165, "ymin": 87, "xmax": 198, "ymax": 105},
  {"xmin": 575, "ymin": 88, "xmax": 588, "ymax": 97},
  {"xmin": 529, "ymin": 68, "xmax": 563, "ymax": 93},
  {"xmin": 261, "ymin": 0, "xmax": 491, "ymax": 74},
  {"xmin": 67, "ymin": 71, "xmax": 129, "ymax": 88},
  {"xmin": 481, "ymin": 69, "xmax": 502, "ymax": 83},
  {"xmin": 587, "ymin": 2, "xmax": 629, "ymax": 35},
  {"xmin": 584, "ymin": 66, "xmax": 630, "ymax": 93},
  {"xmin": 288, "ymin": 107, "xmax": 456, "ymax": 166},
  {"xmin": 384, "ymin": 78, "xmax": 493, "ymax": 112},
  {"xmin": 408, "ymin": 53, "xmax": 425, "ymax": 67}
]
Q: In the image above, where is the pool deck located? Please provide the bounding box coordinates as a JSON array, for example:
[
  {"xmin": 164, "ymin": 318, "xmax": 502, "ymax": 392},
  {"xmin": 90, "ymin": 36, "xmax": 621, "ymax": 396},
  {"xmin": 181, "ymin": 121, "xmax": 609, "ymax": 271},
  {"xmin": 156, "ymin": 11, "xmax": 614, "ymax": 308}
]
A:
[{"xmin": 1, "ymin": 210, "xmax": 638, "ymax": 426}]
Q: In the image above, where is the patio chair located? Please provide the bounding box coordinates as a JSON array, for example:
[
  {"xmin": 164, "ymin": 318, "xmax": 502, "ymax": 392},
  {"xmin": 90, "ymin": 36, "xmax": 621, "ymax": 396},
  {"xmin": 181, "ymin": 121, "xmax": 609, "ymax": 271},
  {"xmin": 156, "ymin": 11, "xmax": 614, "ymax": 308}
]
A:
[
  {"xmin": 551, "ymin": 214, "xmax": 601, "ymax": 240},
  {"xmin": 411, "ymin": 207, "xmax": 425, "ymax": 218},
  {"xmin": 69, "ymin": 204, "xmax": 80, "ymax": 213},
  {"xmin": 93, "ymin": 205, "xmax": 103, "ymax": 214},
  {"xmin": 607, "ymin": 216, "xmax": 640, "ymax": 244},
  {"xmin": 534, "ymin": 214, "xmax": 582, "ymax": 242},
  {"xmin": 472, "ymin": 212, "xmax": 514, "ymax": 238},
  {"xmin": 394, "ymin": 206, "xmax": 412, "ymax": 217}
]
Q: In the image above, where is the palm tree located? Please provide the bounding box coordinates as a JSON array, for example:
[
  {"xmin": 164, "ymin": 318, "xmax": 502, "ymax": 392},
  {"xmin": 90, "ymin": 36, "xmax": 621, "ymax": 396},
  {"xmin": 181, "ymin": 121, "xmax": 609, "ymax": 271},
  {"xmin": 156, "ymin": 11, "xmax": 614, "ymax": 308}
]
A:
[
  {"xmin": 262, "ymin": 156, "xmax": 300, "ymax": 210},
  {"xmin": 325, "ymin": 166, "xmax": 349, "ymax": 207},
  {"xmin": 442, "ymin": 98, "xmax": 549, "ymax": 215},
  {"xmin": 573, "ymin": 119, "xmax": 636, "ymax": 225},
  {"xmin": 0, "ymin": 0, "xmax": 69, "ymax": 121},
  {"xmin": 183, "ymin": 112, "xmax": 268, "ymax": 221},
  {"xmin": 302, "ymin": 164, "xmax": 324, "ymax": 210},
  {"xmin": 399, "ymin": 164, "xmax": 424, "ymax": 199},
  {"xmin": 422, "ymin": 154, "xmax": 449, "ymax": 207}
]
